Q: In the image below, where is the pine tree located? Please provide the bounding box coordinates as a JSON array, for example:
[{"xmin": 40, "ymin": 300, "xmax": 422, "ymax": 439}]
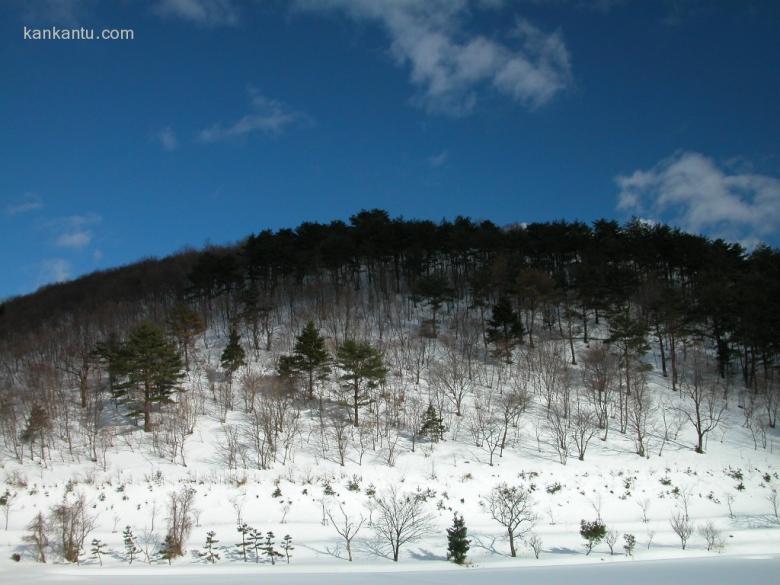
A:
[
  {"xmin": 446, "ymin": 513, "xmax": 470, "ymax": 565},
  {"xmin": 580, "ymin": 519, "xmax": 607, "ymax": 555},
  {"xmin": 235, "ymin": 522, "xmax": 251, "ymax": 562},
  {"xmin": 220, "ymin": 326, "xmax": 246, "ymax": 382},
  {"xmin": 199, "ymin": 531, "xmax": 220, "ymax": 564},
  {"xmin": 336, "ymin": 340, "xmax": 387, "ymax": 427},
  {"xmin": 159, "ymin": 534, "xmax": 177, "ymax": 565},
  {"xmin": 90, "ymin": 538, "xmax": 107, "ymax": 566},
  {"xmin": 486, "ymin": 296, "xmax": 524, "ymax": 362},
  {"xmin": 282, "ymin": 321, "xmax": 331, "ymax": 400},
  {"xmin": 248, "ymin": 527, "xmax": 263, "ymax": 563},
  {"xmin": 420, "ymin": 404, "xmax": 445, "ymax": 442},
  {"xmin": 122, "ymin": 526, "xmax": 141, "ymax": 565},
  {"xmin": 264, "ymin": 531, "xmax": 280, "ymax": 565},
  {"xmin": 116, "ymin": 322, "xmax": 185, "ymax": 432},
  {"xmin": 281, "ymin": 534, "xmax": 294, "ymax": 564},
  {"xmin": 21, "ymin": 403, "xmax": 50, "ymax": 461},
  {"xmin": 607, "ymin": 306, "xmax": 649, "ymax": 396}
]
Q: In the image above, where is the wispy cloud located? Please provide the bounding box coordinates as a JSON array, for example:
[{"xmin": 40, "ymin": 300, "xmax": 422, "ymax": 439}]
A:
[
  {"xmin": 427, "ymin": 150, "xmax": 448, "ymax": 167},
  {"xmin": 154, "ymin": 0, "xmax": 239, "ymax": 26},
  {"xmin": 616, "ymin": 151, "xmax": 780, "ymax": 248},
  {"xmin": 156, "ymin": 126, "xmax": 179, "ymax": 151},
  {"xmin": 199, "ymin": 90, "xmax": 306, "ymax": 143},
  {"xmin": 294, "ymin": 0, "xmax": 571, "ymax": 115},
  {"xmin": 38, "ymin": 258, "xmax": 71, "ymax": 286},
  {"xmin": 5, "ymin": 193, "xmax": 44, "ymax": 216},
  {"xmin": 55, "ymin": 230, "xmax": 92, "ymax": 249},
  {"xmin": 44, "ymin": 212, "xmax": 102, "ymax": 249}
]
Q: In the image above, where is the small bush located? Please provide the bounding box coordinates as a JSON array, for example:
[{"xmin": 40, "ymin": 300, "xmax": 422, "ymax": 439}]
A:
[{"xmin": 580, "ymin": 519, "xmax": 607, "ymax": 555}]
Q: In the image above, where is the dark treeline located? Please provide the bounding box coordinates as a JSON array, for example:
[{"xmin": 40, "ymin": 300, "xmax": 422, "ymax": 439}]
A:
[{"xmin": 2, "ymin": 210, "xmax": 777, "ymax": 385}]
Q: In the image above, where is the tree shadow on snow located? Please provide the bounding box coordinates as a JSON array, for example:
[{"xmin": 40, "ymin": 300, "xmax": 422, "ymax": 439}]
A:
[
  {"xmin": 470, "ymin": 534, "xmax": 510, "ymax": 557},
  {"xmin": 409, "ymin": 547, "xmax": 447, "ymax": 561},
  {"xmin": 548, "ymin": 546, "xmax": 578, "ymax": 555}
]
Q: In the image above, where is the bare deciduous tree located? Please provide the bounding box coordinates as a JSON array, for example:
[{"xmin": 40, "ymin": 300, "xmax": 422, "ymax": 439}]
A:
[
  {"xmin": 373, "ymin": 486, "xmax": 434, "ymax": 562},
  {"xmin": 679, "ymin": 349, "xmax": 726, "ymax": 454},
  {"xmin": 327, "ymin": 502, "xmax": 364, "ymax": 561},
  {"xmin": 165, "ymin": 486, "xmax": 196, "ymax": 558},
  {"xmin": 485, "ymin": 483, "xmax": 536, "ymax": 557}
]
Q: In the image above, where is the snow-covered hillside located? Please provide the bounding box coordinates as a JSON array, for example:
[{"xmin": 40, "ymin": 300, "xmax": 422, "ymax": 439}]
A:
[{"xmin": 1, "ymin": 310, "xmax": 779, "ymax": 581}]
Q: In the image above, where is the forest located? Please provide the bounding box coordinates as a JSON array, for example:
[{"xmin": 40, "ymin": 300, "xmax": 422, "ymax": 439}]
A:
[{"xmin": 0, "ymin": 209, "xmax": 778, "ymax": 569}]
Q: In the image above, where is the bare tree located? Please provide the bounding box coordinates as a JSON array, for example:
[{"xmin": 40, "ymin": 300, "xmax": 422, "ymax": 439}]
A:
[
  {"xmin": 670, "ymin": 510, "xmax": 693, "ymax": 550},
  {"xmin": 679, "ymin": 350, "xmax": 726, "ymax": 453},
  {"xmin": 48, "ymin": 492, "xmax": 97, "ymax": 563},
  {"xmin": 485, "ymin": 483, "xmax": 536, "ymax": 557},
  {"xmin": 605, "ymin": 529, "xmax": 618, "ymax": 555},
  {"xmin": 528, "ymin": 533, "xmax": 543, "ymax": 559},
  {"xmin": 329, "ymin": 412, "xmax": 352, "ymax": 466},
  {"xmin": 428, "ymin": 344, "xmax": 472, "ymax": 417},
  {"xmin": 373, "ymin": 486, "xmax": 434, "ymax": 561},
  {"xmin": 546, "ymin": 402, "xmax": 570, "ymax": 465},
  {"xmin": 165, "ymin": 486, "xmax": 196, "ymax": 558},
  {"xmin": 627, "ymin": 366, "xmax": 652, "ymax": 457},
  {"xmin": 579, "ymin": 343, "xmax": 618, "ymax": 439},
  {"xmin": 698, "ymin": 521, "xmax": 723, "ymax": 551},
  {"xmin": 23, "ymin": 511, "xmax": 48, "ymax": 562},
  {"xmin": 327, "ymin": 502, "xmax": 365, "ymax": 561},
  {"xmin": 569, "ymin": 394, "xmax": 598, "ymax": 462}
]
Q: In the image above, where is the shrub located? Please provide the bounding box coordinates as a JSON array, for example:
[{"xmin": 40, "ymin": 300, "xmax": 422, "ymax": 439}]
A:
[{"xmin": 580, "ymin": 519, "xmax": 607, "ymax": 555}]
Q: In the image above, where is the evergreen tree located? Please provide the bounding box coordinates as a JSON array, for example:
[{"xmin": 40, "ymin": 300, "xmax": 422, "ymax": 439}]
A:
[
  {"xmin": 446, "ymin": 513, "xmax": 470, "ymax": 565},
  {"xmin": 235, "ymin": 522, "xmax": 251, "ymax": 562},
  {"xmin": 264, "ymin": 531, "xmax": 281, "ymax": 565},
  {"xmin": 90, "ymin": 538, "xmax": 107, "ymax": 566},
  {"xmin": 21, "ymin": 403, "xmax": 50, "ymax": 461},
  {"xmin": 122, "ymin": 526, "xmax": 141, "ymax": 565},
  {"xmin": 607, "ymin": 306, "xmax": 650, "ymax": 396},
  {"xmin": 486, "ymin": 296, "xmax": 524, "ymax": 362},
  {"xmin": 220, "ymin": 326, "xmax": 246, "ymax": 382},
  {"xmin": 420, "ymin": 404, "xmax": 445, "ymax": 442},
  {"xmin": 248, "ymin": 527, "xmax": 264, "ymax": 563},
  {"xmin": 336, "ymin": 340, "xmax": 388, "ymax": 427},
  {"xmin": 159, "ymin": 534, "xmax": 177, "ymax": 565},
  {"xmin": 284, "ymin": 321, "xmax": 331, "ymax": 400},
  {"xmin": 580, "ymin": 519, "xmax": 607, "ymax": 555},
  {"xmin": 281, "ymin": 534, "xmax": 294, "ymax": 564},
  {"xmin": 167, "ymin": 303, "xmax": 205, "ymax": 371},
  {"xmin": 199, "ymin": 531, "xmax": 220, "ymax": 564},
  {"xmin": 116, "ymin": 322, "xmax": 185, "ymax": 432}
]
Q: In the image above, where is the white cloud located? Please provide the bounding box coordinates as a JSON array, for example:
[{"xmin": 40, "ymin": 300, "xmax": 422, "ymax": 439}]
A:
[
  {"xmin": 55, "ymin": 230, "xmax": 92, "ymax": 249},
  {"xmin": 5, "ymin": 193, "xmax": 43, "ymax": 216},
  {"xmin": 294, "ymin": 0, "xmax": 571, "ymax": 115},
  {"xmin": 616, "ymin": 151, "xmax": 780, "ymax": 247},
  {"xmin": 154, "ymin": 0, "xmax": 238, "ymax": 26},
  {"xmin": 157, "ymin": 126, "xmax": 178, "ymax": 151},
  {"xmin": 42, "ymin": 212, "xmax": 101, "ymax": 250},
  {"xmin": 38, "ymin": 258, "xmax": 71, "ymax": 285},
  {"xmin": 427, "ymin": 150, "xmax": 448, "ymax": 167},
  {"xmin": 199, "ymin": 91, "xmax": 304, "ymax": 143}
]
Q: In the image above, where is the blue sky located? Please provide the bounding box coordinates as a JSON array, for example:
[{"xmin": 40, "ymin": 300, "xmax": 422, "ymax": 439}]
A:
[{"xmin": 1, "ymin": 0, "xmax": 779, "ymax": 299}]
